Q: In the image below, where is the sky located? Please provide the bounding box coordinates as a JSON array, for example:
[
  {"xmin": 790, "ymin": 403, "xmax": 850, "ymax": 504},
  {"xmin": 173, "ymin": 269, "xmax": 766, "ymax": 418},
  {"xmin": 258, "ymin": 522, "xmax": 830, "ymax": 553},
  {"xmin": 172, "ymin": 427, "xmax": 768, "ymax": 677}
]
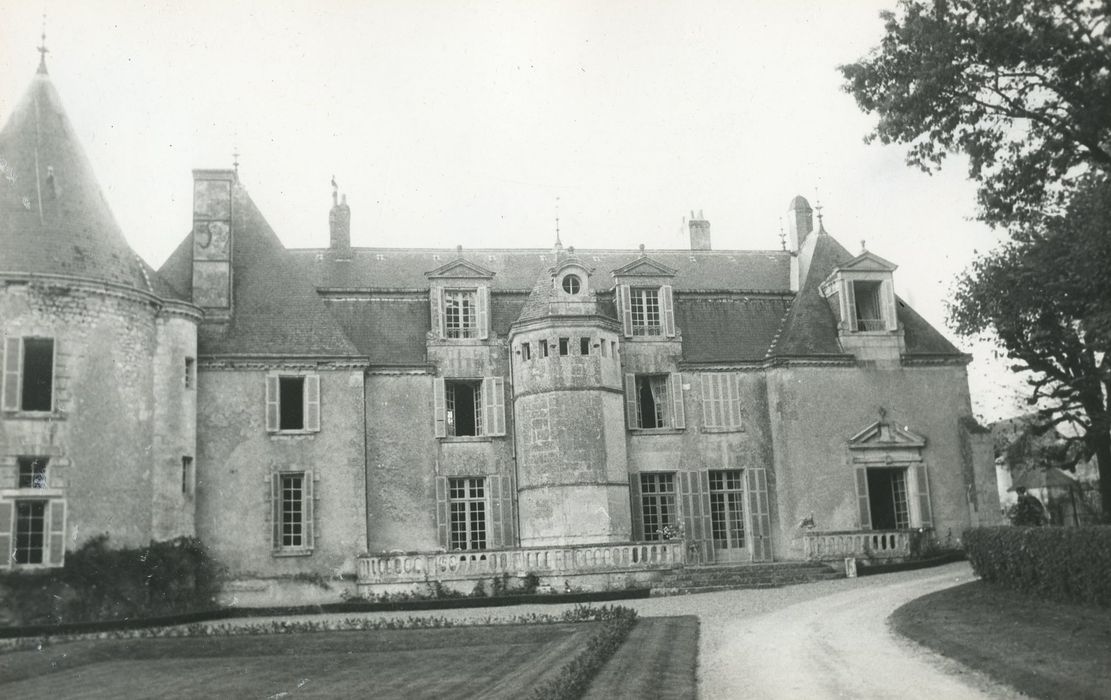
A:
[{"xmin": 0, "ymin": 0, "xmax": 1031, "ymax": 421}]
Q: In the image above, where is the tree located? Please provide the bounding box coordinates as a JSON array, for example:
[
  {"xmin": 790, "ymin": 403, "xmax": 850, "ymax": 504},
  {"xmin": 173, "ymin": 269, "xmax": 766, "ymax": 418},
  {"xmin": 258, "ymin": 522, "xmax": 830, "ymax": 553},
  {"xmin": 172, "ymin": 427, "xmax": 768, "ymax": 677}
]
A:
[
  {"xmin": 948, "ymin": 176, "xmax": 1111, "ymax": 519},
  {"xmin": 841, "ymin": 0, "xmax": 1111, "ymax": 230}
]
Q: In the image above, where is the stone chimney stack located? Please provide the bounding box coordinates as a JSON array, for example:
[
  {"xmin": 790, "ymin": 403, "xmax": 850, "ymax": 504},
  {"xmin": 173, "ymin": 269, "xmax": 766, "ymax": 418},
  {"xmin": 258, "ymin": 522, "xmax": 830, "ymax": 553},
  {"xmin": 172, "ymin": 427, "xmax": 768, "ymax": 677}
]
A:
[
  {"xmin": 689, "ymin": 210, "xmax": 711, "ymax": 250},
  {"xmin": 329, "ymin": 191, "xmax": 351, "ymax": 251},
  {"xmin": 786, "ymin": 196, "xmax": 813, "ymax": 252}
]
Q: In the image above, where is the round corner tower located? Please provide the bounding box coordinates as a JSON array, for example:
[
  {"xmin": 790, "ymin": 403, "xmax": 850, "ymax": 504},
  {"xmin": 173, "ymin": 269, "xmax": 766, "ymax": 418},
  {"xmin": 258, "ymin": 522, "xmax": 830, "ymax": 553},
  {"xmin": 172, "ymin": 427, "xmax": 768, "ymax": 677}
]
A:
[{"xmin": 509, "ymin": 253, "xmax": 631, "ymax": 546}]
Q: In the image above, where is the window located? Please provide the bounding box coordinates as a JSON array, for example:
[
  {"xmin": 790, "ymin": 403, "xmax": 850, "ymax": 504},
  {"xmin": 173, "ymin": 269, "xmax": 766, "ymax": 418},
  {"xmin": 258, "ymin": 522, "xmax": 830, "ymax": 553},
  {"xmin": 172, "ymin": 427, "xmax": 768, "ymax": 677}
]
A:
[
  {"xmin": 0, "ymin": 498, "xmax": 65, "ymax": 568},
  {"xmin": 433, "ymin": 377, "xmax": 506, "ymax": 438},
  {"xmin": 521, "ymin": 342, "xmax": 531, "ymax": 361},
  {"xmin": 540, "ymin": 340, "xmax": 549, "ymax": 358},
  {"xmin": 709, "ymin": 470, "xmax": 745, "ymax": 550},
  {"xmin": 182, "ymin": 456, "xmax": 194, "ymax": 496},
  {"xmin": 265, "ymin": 374, "xmax": 321, "ymax": 433},
  {"xmin": 600, "ymin": 340, "xmax": 608, "ymax": 357},
  {"xmin": 558, "ymin": 338, "xmax": 569, "ymax": 356},
  {"xmin": 272, "ymin": 471, "xmax": 314, "ymax": 553},
  {"xmin": 865, "ymin": 468, "xmax": 910, "ymax": 530},
  {"xmin": 3, "ymin": 337, "xmax": 55, "ymax": 412},
  {"xmin": 580, "ymin": 337, "xmax": 590, "ymax": 355},
  {"xmin": 185, "ymin": 357, "xmax": 196, "ymax": 389},
  {"xmin": 18, "ymin": 457, "xmax": 47, "ymax": 489},
  {"xmin": 700, "ymin": 373, "xmax": 744, "ymax": 430},
  {"xmin": 14, "ymin": 500, "xmax": 46, "ymax": 565},
  {"xmin": 444, "ymin": 289, "xmax": 478, "ymax": 338},
  {"xmin": 449, "ymin": 477, "xmax": 487, "ymax": 550},
  {"xmin": 640, "ymin": 473, "xmax": 677, "ymax": 541},
  {"xmin": 629, "ymin": 288, "xmax": 661, "ymax": 336},
  {"xmin": 562, "ymin": 274, "xmax": 581, "ymax": 294},
  {"xmin": 851, "ymin": 281, "xmax": 884, "ymax": 331},
  {"xmin": 625, "ymin": 373, "xmax": 685, "ymax": 430}
]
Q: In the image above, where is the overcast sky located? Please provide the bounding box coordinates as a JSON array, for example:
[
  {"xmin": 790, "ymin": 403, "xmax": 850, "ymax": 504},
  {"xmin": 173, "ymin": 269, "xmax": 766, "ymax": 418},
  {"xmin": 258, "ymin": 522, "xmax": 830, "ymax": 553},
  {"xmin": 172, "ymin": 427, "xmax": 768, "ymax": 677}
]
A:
[{"xmin": 0, "ymin": 0, "xmax": 1030, "ymax": 420}]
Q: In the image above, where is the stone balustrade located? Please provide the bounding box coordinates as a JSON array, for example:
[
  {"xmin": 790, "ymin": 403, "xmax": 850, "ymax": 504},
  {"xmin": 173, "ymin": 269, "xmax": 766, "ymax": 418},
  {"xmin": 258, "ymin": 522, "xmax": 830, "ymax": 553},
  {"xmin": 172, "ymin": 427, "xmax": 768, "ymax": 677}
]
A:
[
  {"xmin": 357, "ymin": 541, "xmax": 685, "ymax": 586},
  {"xmin": 802, "ymin": 530, "xmax": 911, "ymax": 561}
]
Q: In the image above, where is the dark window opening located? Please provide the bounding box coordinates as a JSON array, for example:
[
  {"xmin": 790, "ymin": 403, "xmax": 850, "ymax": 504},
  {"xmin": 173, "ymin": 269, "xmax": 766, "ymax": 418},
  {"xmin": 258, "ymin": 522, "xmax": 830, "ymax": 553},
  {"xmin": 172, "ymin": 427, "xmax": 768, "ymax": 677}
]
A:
[
  {"xmin": 279, "ymin": 377, "xmax": 305, "ymax": 430},
  {"xmin": 18, "ymin": 457, "xmax": 48, "ymax": 489},
  {"xmin": 635, "ymin": 375, "xmax": 669, "ymax": 429},
  {"xmin": 521, "ymin": 342, "xmax": 531, "ymax": 361},
  {"xmin": 22, "ymin": 338, "xmax": 54, "ymax": 411},
  {"xmin": 558, "ymin": 338, "xmax": 569, "ymax": 356},
  {"xmin": 185, "ymin": 357, "xmax": 196, "ymax": 389},
  {"xmin": 580, "ymin": 337, "xmax": 590, "ymax": 355},
  {"xmin": 562, "ymin": 275, "xmax": 581, "ymax": 295},
  {"xmin": 540, "ymin": 341, "xmax": 549, "ymax": 358},
  {"xmin": 866, "ymin": 468, "xmax": 909, "ymax": 530},
  {"xmin": 14, "ymin": 500, "xmax": 46, "ymax": 564},
  {"xmin": 852, "ymin": 281, "xmax": 884, "ymax": 331},
  {"xmin": 446, "ymin": 380, "xmax": 482, "ymax": 437}
]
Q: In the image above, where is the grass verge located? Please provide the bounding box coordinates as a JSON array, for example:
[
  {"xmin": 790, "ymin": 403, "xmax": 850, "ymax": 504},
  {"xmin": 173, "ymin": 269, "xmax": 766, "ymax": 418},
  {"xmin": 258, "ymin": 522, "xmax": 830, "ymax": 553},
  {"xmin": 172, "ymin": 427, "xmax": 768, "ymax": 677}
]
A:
[
  {"xmin": 891, "ymin": 580, "xmax": 1111, "ymax": 700},
  {"xmin": 583, "ymin": 616, "xmax": 698, "ymax": 700}
]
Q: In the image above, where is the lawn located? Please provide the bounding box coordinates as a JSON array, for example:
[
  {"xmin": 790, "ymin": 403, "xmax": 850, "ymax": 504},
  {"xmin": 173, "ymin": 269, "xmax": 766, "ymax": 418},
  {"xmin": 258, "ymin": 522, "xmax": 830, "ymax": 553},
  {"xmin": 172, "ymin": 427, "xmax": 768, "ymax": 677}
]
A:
[
  {"xmin": 891, "ymin": 581, "xmax": 1111, "ymax": 700},
  {"xmin": 584, "ymin": 616, "xmax": 698, "ymax": 700},
  {"xmin": 0, "ymin": 623, "xmax": 596, "ymax": 698}
]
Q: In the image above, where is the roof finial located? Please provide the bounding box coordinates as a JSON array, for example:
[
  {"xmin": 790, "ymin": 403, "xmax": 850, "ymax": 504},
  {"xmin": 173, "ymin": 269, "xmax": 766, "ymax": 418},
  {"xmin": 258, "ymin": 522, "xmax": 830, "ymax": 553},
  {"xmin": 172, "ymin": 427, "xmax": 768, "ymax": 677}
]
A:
[
  {"xmin": 814, "ymin": 200, "xmax": 827, "ymax": 234},
  {"xmin": 861, "ymin": 239, "xmax": 867, "ymax": 253},
  {"xmin": 778, "ymin": 220, "xmax": 786, "ymax": 251},
  {"xmin": 37, "ymin": 13, "xmax": 49, "ymax": 74},
  {"xmin": 232, "ymin": 148, "xmax": 240, "ymax": 179},
  {"xmin": 554, "ymin": 196, "xmax": 562, "ymax": 250}
]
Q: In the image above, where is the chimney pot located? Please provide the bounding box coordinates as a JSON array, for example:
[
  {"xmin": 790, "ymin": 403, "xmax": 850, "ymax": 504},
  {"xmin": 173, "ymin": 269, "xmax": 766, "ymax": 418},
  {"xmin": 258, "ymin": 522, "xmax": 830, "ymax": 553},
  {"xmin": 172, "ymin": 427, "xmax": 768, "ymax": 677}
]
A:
[{"xmin": 329, "ymin": 192, "xmax": 351, "ymax": 250}]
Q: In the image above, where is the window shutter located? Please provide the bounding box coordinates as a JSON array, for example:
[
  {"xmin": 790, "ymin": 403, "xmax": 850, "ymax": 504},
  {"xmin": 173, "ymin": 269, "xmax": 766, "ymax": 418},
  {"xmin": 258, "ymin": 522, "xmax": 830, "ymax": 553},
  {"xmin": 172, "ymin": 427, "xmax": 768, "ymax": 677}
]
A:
[
  {"xmin": 477, "ymin": 286, "xmax": 490, "ymax": 340},
  {"xmin": 726, "ymin": 373, "xmax": 741, "ymax": 429},
  {"xmin": 855, "ymin": 467, "xmax": 872, "ymax": 530},
  {"xmin": 3, "ymin": 337, "xmax": 22, "ymax": 411},
  {"xmin": 746, "ymin": 467, "xmax": 772, "ymax": 561},
  {"xmin": 915, "ymin": 464, "xmax": 934, "ymax": 529},
  {"xmin": 669, "ymin": 373, "xmax": 685, "ymax": 429},
  {"xmin": 304, "ymin": 374, "xmax": 321, "ymax": 432},
  {"xmin": 618, "ymin": 285, "xmax": 633, "ymax": 337},
  {"xmin": 487, "ymin": 474, "xmax": 514, "ymax": 548},
  {"xmin": 0, "ymin": 501, "xmax": 13, "ymax": 569},
  {"xmin": 434, "ymin": 476, "xmax": 449, "ymax": 548},
  {"xmin": 624, "ymin": 373, "xmax": 638, "ymax": 429},
  {"xmin": 484, "ymin": 376, "xmax": 506, "ymax": 436},
  {"xmin": 303, "ymin": 471, "xmax": 316, "ymax": 550},
  {"xmin": 881, "ymin": 280, "xmax": 896, "ymax": 330},
  {"xmin": 680, "ymin": 471, "xmax": 712, "ymax": 562},
  {"xmin": 429, "ymin": 287, "xmax": 444, "ymax": 339},
  {"xmin": 699, "ymin": 374, "xmax": 714, "ymax": 427},
  {"xmin": 661, "ymin": 285, "xmax": 676, "ymax": 337},
  {"xmin": 433, "ymin": 378, "xmax": 447, "ymax": 438},
  {"xmin": 271, "ymin": 473, "xmax": 282, "ymax": 550},
  {"xmin": 845, "ymin": 281, "xmax": 858, "ymax": 332},
  {"xmin": 629, "ymin": 475, "xmax": 643, "ymax": 540},
  {"xmin": 47, "ymin": 499, "xmax": 67, "ymax": 566},
  {"xmin": 265, "ymin": 375, "xmax": 279, "ymax": 432}
]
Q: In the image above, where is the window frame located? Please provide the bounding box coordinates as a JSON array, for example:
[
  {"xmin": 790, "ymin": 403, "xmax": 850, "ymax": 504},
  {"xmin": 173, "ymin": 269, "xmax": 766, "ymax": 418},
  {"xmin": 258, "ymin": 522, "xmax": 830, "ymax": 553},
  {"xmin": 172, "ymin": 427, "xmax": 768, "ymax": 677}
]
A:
[
  {"xmin": 639, "ymin": 473, "xmax": 678, "ymax": 542},
  {"xmin": 0, "ymin": 496, "xmax": 67, "ymax": 569},
  {"xmin": 265, "ymin": 373, "xmax": 321, "ymax": 434},
  {"xmin": 3, "ymin": 336, "xmax": 57, "ymax": 414},
  {"xmin": 624, "ymin": 372, "xmax": 685, "ymax": 431},
  {"xmin": 448, "ymin": 476, "xmax": 488, "ymax": 551},
  {"xmin": 272, "ymin": 470, "xmax": 314, "ymax": 555},
  {"xmin": 433, "ymin": 376, "xmax": 506, "ymax": 439},
  {"xmin": 430, "ymin": 286, "xmax": 490, "ymax": 341}
]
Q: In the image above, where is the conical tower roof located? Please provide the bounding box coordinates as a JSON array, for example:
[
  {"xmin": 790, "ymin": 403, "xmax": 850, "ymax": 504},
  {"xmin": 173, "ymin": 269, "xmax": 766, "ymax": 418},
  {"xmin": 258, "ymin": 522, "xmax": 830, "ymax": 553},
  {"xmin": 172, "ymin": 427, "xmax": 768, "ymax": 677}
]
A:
[{"xmin": 0, "ymin": 64, "xmax": 152, "ymax": 291}]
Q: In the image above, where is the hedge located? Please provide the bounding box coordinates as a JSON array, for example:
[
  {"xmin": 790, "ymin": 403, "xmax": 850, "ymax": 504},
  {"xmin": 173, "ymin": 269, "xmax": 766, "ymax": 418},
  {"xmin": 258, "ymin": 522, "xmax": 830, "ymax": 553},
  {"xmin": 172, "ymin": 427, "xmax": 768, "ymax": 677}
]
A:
[{"xmin": 963, "ymin": 526, "xmax": 1111, "ymax": 607}]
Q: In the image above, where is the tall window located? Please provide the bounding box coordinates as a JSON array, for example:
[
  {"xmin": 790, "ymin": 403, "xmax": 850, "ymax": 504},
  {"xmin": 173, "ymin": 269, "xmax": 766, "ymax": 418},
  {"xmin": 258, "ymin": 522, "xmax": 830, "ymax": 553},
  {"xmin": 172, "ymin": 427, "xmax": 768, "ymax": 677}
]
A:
[
  {"xmin": 14, "ymin": 500, "xmax": 47, "ymax": 565},
  {"xmin": 700, "ymin": 373, "xmax": 744, "ymax": 430},
  {"xmin": 640, "ymin": 473, "xmax": 677, "ymax": 541},
  {"xmin": 446, "ymin": 380, "xmax": 483, "ymax": 437},
  {"xmin": 279, "ymin": 377, "xmax": 304, "ymax": 430},
  {"xmin": 866, "ymin": 468, "xmax": 910, "ymax": 530},
  {"xmin": 852, "ymin": 281, "xmax": 884, "ymax": 331},
  {"xmin": 629, "ymin": 288, "xmax": 662, "ymax": 336},
  {"xmin": 636, "ymin": 375, "xmax": 670, "ymax": 429},
  {"xmin": 18, "ymin": 457, "xmax": 48, "ymax": 489},
  {"xmin": 3, "ymin": 337, "xmax": 54, "ymax": 412},
  {"xmin": 185, "ymin": 357, "xmax": 196, "ymax": 389},
  {"xmin": 709, "ymin": 470, "xmax": 745, "ymax": 550},
  {"xmin": 449, "ymin": 477, "xmax": 487, "ymax": 550},
  {"xmin": 444, "ymin": 290, "xmax": 478, "ymax": 338},
  {"xmin": 280, "ymin": 473, "xmax": 305, "ymax": 548}
]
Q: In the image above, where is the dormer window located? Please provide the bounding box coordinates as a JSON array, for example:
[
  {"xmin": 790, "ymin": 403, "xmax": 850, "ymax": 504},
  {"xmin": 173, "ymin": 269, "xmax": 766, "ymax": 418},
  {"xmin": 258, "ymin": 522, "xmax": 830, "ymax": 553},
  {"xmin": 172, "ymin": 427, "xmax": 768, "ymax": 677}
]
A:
[
  {"xmin": 561, "ymin": 274, "xmax": 582, "ymax": 295},
  {"xmin": 820, "ymin": 250, "xmax": 899, "ymax": 335},
  {"xmin": 630, "ymin": 288, "xmax": 661, "ymax": 336},
  {"xmin": 850, "ymin": 281, "xmax": 885, "ymax": 332},
  {"xmin": 425, "ymin": 259, "xmax": 495, "ymax": 342},
  {"xmin": 444, "ymin": 289, "xmax": 478, "ymax": 338}
]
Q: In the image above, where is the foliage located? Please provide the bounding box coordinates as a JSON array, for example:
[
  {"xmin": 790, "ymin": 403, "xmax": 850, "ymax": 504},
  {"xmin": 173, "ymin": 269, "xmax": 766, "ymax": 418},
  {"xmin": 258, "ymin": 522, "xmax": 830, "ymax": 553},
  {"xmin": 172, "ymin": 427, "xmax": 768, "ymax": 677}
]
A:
[
  {"xmin": 963, "ymin": 526, "xmax": 1111, "ymax": 606},
  {"xmin": 841, "ymin": 0, "xmax": 1111, "ymax": 229},
  {"xmin": 0, "ymin": 535, "xmax": 220, "ymax": 626},
  {"xmin": 1008, "ymin": 492, "xmax": 1049, "ymax": 526},
  {"xmin": 949, "ymin": 176, "xmax": 1111, "ymax": 518},
  {"xmin": 528, "ymin": 606, "xmax": 639, "ymax": 700}
]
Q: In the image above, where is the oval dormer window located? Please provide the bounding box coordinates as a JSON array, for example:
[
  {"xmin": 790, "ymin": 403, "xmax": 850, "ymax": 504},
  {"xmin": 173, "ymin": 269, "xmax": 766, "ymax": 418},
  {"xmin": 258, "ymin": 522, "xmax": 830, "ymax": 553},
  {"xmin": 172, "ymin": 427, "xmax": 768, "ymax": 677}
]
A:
[{"xmin": 562, "ymin": 274, "xmax": 582, "ymax": 295}]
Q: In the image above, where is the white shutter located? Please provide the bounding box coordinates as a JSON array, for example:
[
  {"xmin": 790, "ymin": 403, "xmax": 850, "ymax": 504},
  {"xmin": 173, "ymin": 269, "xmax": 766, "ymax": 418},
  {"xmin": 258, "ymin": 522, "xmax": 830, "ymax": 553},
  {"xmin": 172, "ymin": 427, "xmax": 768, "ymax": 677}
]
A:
[
  {"xmin": 484, "ymin": 376, "xmax": 506, "ymax": 436},
  {"xmin": 915, "ymin": 465, "xmax": 934, "ymax": 529},
  {"xmin": 433, "ymin": 377, "xmax": 447, "ymax": 438},
  {"xmin": 271, "ymin": 473, "xmax": 282, "ymax": 550},
  {"xmin": 624, "ymin": 373, "xmax": 638, "ymax": 428},
  {"xmin": 430, "ymin": 287, "xmax": 444, "ymax": 339},
  {"xmin": 3, "ymin": 337, "xmax": 22, "ymax": 411},
  {"xmin": 661, "ymin": 285, "xmax": 676, "ymax": 337},
  {"xmin": 477, "ymin": 286, "xmax": 490, "ymax": 340},
  {"xmin": 304, "ymin": 374, "xmax": 321, "ymax": 432},
  {"xmin": 47, "ymin": 499, "xmax": 67, "ymax": 566},
  {"xmin": 855, "ymin": 467, "xmax": 872, "ymax": 530},
  {"xmin": 699, "ymin": 374, "xmax": 715, "ymax": 427},
  {"xmin": 265, "ymin": 375, "xmax": 279, "ymax": 432},
  {"xmin": 669, "ymin": 372, "xmax": 685, "ymax": 429},
  {"xmin": 303, "ymin": 471, "xmax": 316, "ymax": 550},
  {"xmin": 845, "ymin": 280, "xmax": 858, "ymax": 332},
  {"xmin": 726, "ymin": 373, "xmax": 741, "ymax": 429},
  {"xmin": 881, "ymin": 279, "xmax": 896, "ymax": 330},
  {"xmin": 618, "ymin": 285, "xmax": 633, "ymax": 337},
  {"xmin": 0, "ymin": 501, "xmax": 13, "ymax": 569}
]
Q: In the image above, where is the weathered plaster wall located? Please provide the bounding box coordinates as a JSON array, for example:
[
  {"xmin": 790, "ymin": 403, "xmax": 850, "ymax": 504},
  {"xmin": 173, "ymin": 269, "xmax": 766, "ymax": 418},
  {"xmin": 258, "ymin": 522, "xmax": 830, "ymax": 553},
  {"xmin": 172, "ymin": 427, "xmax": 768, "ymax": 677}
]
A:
[
  {"xmin": 195, "ymin": 366, "xmax": 366, "ymax": 577},
  {"xmin": 151, "ymin": 314, "xmax": 198, "ymax": 540},
  {"xmin": 765, "ymin": 363, "xmax": 980, "ymax": 559},
  {"xmin": 0, "ymin": 279, "xmax": 195, "ymax": 551}
]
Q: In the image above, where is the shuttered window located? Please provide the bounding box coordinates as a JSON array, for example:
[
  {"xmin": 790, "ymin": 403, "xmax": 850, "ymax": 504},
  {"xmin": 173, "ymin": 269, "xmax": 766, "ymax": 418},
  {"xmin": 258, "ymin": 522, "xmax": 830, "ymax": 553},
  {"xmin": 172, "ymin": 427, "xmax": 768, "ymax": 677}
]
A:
[
  {"xmin": 434, "ymin": 475, "xmax": 514, "ymax": 550},
  {"xmin": 265, "ymin": 374, "xmax": 321, "ymax": 433},
  {"xmin": 2, "ymin": 337, "xmax": 55, "ymax": 412},
  {"xmin": 699, "ymin": 373, "xmax": 743, "ymax": 429},
  {"xmin": 272, "ymin": 471, "xmax": 314, "ymax": 554},
  {"xmin": 434, "ymin": 286, "xmax": 490, "ymax": 340},
  {"xmin": 624, "ymin": 373, "xmax": 685, "ymax": 430},
  {"xmin": 616, "ymin": 285, "xmax": 675, "ymax": 338},
  {"xmin": 0, "ymin": 498, "xmax": 66, "ymax": 569},
  {"xmin": 433, "ymin": 377, "xmax": 506, "ymax": 438}
]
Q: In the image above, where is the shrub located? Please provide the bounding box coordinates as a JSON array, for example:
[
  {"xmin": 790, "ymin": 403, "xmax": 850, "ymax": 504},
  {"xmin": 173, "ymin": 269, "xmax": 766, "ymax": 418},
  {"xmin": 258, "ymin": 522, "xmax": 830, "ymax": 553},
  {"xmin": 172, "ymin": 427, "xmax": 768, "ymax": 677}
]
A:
[
  {"xmin": 963, "ymin": 526, "xmax": 1111, "ymax": 607},
  {"xmin": 0, "ymin": 535, "xmax": 220, "ymax": 625},
  {"xmin": 529, "ymin": 605, "xmax": 638, "ymax": 700}
]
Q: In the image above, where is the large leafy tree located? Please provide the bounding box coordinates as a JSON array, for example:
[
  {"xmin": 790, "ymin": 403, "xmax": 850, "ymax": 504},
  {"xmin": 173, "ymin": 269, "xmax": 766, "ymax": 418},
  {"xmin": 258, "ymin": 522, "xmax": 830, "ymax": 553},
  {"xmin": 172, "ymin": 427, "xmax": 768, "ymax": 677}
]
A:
[
  {"xmin": 841, "ymin": 0, "xmax": 1111, "ymax": 230},
  {"xmin": 949, "ymin": 177, "xmax": 1111, "ymax": 518}
]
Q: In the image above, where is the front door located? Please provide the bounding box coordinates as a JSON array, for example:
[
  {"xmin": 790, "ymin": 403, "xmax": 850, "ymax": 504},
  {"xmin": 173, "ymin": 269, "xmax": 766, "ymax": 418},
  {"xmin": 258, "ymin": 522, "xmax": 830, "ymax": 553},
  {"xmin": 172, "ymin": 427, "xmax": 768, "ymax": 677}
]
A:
[{"xmin": 709, "ymin": 470, "xmax": 746, "ymax": 563}]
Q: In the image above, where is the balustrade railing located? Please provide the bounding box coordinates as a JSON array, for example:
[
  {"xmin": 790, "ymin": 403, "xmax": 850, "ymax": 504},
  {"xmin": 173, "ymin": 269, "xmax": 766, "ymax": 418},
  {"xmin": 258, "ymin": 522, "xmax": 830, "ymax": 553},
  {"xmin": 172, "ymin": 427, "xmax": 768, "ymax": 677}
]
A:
[
  {"xmin": 802, "ymin": 530, "xmax": 910, "ymax": 561},
  {"xmin": 357, "ymin": 541, "xmax": 685, "ymax": 584}
]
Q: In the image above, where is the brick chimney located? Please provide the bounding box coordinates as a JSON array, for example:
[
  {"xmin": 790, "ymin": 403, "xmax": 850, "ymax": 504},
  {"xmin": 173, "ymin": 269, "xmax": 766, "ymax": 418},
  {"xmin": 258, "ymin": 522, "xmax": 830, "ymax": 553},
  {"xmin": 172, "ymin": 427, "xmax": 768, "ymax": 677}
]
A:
[
  {"xmin": 329, "ymin": 191, "xmax": 351, "ymax": 251},
  {"xmin": 689, "ymin": 210, "xmax": 711, "ymax": 250}
]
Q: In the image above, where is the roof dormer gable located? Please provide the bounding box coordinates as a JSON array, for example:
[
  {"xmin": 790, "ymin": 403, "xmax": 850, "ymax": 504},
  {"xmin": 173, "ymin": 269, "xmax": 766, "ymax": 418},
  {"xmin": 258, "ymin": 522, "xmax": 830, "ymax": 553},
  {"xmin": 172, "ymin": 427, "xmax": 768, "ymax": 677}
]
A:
[
  {"xmin": 611, "ymin": 256, "xmax": 677, "ymax": 281},
  {"xmin": 848, "ymin": 420, "xmax": 927, "ymax": 450},
  {"xmin": 837, "ymin": 250, "xmax": 898, "ymax": 274},
  {"xmin": 424, "ymin": 258, "xmax": 496, "ymax": 281}
]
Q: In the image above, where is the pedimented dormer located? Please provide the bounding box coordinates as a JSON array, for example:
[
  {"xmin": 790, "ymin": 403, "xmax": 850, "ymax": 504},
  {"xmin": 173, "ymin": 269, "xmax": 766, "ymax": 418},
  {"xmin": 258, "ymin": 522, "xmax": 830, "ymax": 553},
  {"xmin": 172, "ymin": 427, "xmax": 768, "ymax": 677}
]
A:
[
  {"xmin": 425, "ymin": 257, "xmax": 496, "ymax": 341},
  {"xmin": 611, "ymin": 255, "xmax": 677, "ymax": 339},
  {"xmin": 819, "ymin": 249, "xmax": 904, "ymax": 361}
]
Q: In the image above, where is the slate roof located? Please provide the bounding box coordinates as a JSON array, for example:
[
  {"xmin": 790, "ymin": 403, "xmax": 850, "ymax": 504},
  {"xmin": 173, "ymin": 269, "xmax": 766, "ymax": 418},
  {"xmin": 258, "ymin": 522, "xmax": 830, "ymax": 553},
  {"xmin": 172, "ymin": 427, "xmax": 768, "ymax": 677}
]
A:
[
  {"xmin": 769, "ymin": 230, "xmax": 962, "ymax": 358},
  {"xmin": 0, "ymin": 66, "xmax": 178, "ymax": 297},
  {"xmin": 677, "ymin": 296, "xmax": 793, "ymax": 363}
]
